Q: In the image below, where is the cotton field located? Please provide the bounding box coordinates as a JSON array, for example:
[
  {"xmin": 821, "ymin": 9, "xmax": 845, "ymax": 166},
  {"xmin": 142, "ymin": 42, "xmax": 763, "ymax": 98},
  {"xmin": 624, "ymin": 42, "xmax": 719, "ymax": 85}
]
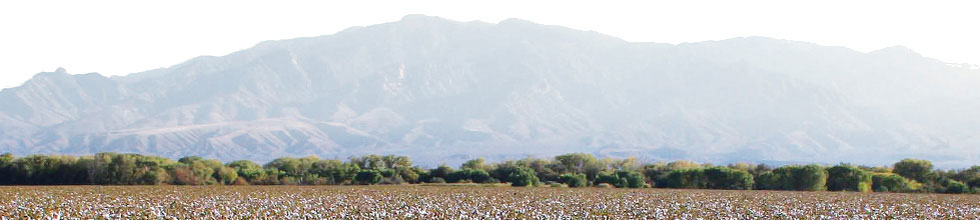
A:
[{"xmin": 1, "ymin": 186, "xmax": 978, "ymax": 219}]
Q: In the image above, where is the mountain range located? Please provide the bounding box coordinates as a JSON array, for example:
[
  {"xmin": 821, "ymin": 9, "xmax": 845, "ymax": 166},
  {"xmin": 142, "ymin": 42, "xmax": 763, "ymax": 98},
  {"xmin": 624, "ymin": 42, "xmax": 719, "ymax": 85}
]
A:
[{"xmin": 2, "ymin": 15, "xmax": 979, "ymax": 168}]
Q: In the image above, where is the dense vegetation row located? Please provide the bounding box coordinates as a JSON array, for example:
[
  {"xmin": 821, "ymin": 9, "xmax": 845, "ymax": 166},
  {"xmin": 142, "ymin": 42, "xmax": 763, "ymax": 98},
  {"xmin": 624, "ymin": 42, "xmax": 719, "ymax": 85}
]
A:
[{"xmin": 0, "ymin": 152, "xmax": 977, "ymax": 194}]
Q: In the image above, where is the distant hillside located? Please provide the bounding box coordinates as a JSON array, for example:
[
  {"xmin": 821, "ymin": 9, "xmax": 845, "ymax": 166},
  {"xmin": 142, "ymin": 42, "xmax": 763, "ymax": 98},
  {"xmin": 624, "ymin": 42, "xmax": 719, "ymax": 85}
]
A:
[{"xmin": 1, "ymin": 15, "xmax": 979, "ymax": 167}]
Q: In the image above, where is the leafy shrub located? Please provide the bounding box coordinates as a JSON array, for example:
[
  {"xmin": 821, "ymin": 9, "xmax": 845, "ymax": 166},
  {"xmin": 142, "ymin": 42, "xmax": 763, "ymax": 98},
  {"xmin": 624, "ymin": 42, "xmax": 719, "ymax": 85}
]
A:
[
  {"xmin": 755, "ymin": 165, "xmax": 827, "ymax": 191},
  {"xmin": 559, "ymin": 173, "xmax": 588, "ymax": 188},
  {"xmin": 427, "ymin": 177, "xmax": 446, "ymax": 183},
  {"xmin": 666, "ymin": 169, "xmax": 706, "ymax": 189},
  {"xmin": 871, "ymin": 173, "xmax": 912, "ymax": 192},
  {"xmin": 593, "ymin": 171, "xmax": 645, "ymax": 188},
  {"xmin": 827, "ymin": 164, "xmax": 872, "ymax": 192},
  {"xmin": 617, "ymin": 171, "xmax": 646, "ymax": 188},
  {"xmin": 667, "ymin": 167, "xmax": 753, "ymax": 190},
  {"xmin": 595, "ymin": 172, "xmax": 617, "ymax": 185},
  {"xmin": 943, "ymin": 179, "xmax": 969, "ymax": 194},
  {"xmin": 354, "ymin": 170, "xmax": 382, "ymax": 185},
  {"xmin": 508, "ymin": 167, "xmax": 539, "ymax": 187},
  {"xmin": 448, "ymin": 169, "xmax": 492, "ymax": 183},
  {"xmin": 893, "ymin": 159, "xmax": 933, "ymax": 183},
  {"xmin": 703, "ymin": 167, "xmax": 754, "ymax": 190}
]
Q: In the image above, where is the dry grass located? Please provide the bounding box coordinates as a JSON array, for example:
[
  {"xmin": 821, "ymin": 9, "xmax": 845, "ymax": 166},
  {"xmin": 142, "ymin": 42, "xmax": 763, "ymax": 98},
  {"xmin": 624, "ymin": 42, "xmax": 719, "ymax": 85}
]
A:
[{"xmin": 1, "ymin": 185, "xmax": 977, "ymax": 219}]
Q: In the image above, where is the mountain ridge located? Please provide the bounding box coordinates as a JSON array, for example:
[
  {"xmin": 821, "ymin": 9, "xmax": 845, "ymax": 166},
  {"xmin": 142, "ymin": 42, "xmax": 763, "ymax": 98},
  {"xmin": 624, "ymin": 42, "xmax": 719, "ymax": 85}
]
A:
[{"xmin": 1, "ymin": 15, "xmax": 978, "ymax": 168}]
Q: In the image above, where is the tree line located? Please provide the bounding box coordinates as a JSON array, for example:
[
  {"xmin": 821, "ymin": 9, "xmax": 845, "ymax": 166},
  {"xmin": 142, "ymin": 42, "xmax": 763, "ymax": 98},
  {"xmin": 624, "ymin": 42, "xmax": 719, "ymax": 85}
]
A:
[{"xmin": 0, "ymin": 152, "xmax": 977, "ymax": 194}]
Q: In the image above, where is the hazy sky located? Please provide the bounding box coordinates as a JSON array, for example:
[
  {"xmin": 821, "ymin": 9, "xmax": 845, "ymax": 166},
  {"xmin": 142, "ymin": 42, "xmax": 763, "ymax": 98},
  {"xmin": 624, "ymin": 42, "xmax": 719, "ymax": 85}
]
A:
[{"xmin": 1, "ymin": 0, "xmax": 977, "ymax": 88}]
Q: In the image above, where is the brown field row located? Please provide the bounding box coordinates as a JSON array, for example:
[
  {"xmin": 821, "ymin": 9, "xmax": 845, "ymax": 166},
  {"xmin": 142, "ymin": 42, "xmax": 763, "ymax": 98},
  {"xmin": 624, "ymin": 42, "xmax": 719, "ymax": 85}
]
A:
[{"xmin": 1, "ymin": 185, "xmax": 978, "ymax": 219}]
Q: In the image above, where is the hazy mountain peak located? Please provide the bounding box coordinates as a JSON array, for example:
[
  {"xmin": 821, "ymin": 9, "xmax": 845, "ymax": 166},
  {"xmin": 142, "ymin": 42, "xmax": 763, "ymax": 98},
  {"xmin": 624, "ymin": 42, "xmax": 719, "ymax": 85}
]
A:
[
  {"xmin": 870, "ymin": 45, "xmax": 921, "ymax": 57},
  {"xmin": 26, "ymin": 68, "xmax": 106, "ymax": 82},
  {"xmin": 27, "ymin": 68, "xmax": 71, "ymax": 82},
  {"xmin": 400, "ymin": 14, "xmax": 438, "ymax": 21},
  {"xmin": 498, "ymin": 18, "xmax": 535, "ymax": 25},
  {"xmin": 1, "ymin": 16, "xmax": 978, "ymax": 168},
  {"xmin": 709, "ymin": 36, "xmax": 819, "ymax": 48},
  {"xmin": 398, "ymin": 14, "xmax": 457, "ymax": 25}
]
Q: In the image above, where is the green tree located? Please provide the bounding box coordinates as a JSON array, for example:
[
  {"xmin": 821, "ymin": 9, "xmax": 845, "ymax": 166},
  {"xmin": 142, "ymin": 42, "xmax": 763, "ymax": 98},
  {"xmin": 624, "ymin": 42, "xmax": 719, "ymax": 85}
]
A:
[
  {"xmin": 144, "ymin": 167, "xmax": 170, "ymax": 185},
  {"xmin": 665, "ymin": 169, "xmax": 706, "ymax": 189},
  {"xmin": 177, "ymin": 156, "xmax": 204, "ymax": 164},
  {"xmin": 488, "ymin": 161, "xmax": 520, "ymax": 182},
  {"xmin": 943, "ymin": 179, "xmax": 969, "ymax": 194},
  {"xmin": 379, "ymin": 168, "xmax": 396, "ymax": 178},
  {"xmin": 871, "ymin": 173, "xmax": 912, "ymax": 192},
  {"xmin": 956, "ymin": 166, "xmax": 980, "ymax": 189},
  {"xmin": 508, "ymin": 167, "xmax": 539, "ymax": 187},
  {"xmin": 0, "ymin": 153, "xmax": 14, "ymax": 184},
  {"xmin": 215, "ymin": 166, "xmax": 239, "ymax": 185},
  {"xmin": 351, "ymin": 155, "xmax": 387, "ymax": 170},
  {"xmin": 755, "ymin": 171, "xmax": 779, "ymax": 190},
  {"xmin": 666, "ymin": 160, "xmax": 701, "ymax": 170},
  {"xmin": 592, "ymin": 170, "xmax": 646, "ymax": 188},
  {"xmin": 171, "ymin": 162, "xmax": 205, "ymax": 185},
  {"xmin": 355, "ymin": 170, "xmax": 382, "ymax": 185},
  {"xmin": 430, "ymin": 164, "xmax": 454, "ymax": 181},
  {"xmin": 952, "ymin": 166, "xmax": 980, "ymax": 189},
  {"xmin": 893, "ymin": 159, "xmax": 933, "ymax": 183},
  {"xmin": 826, "ymin": 164, "xmax": 872, "ymax": 192},
  {"xmin": 617, "ymin": 170, "xmax": 646, "ymax": 188},
  {"xmin": 80, "ymin": 153, "xmax": 113, "ymax": 184},
  {"xmin": 468, "ymin": 169, "xmax": 492, "ymax": 183},
  {"xmin": 448, "ymin": 169, "xmax": 491, "ymax": 183},
  {"xmin": 791, "ymin": 165, "xmax": 827, "ymax": 191},
  {"xmin": 553, "ymin": 153, "xmax": 598, "ymax": 175},
  {"xmin": 253, "ymin": 168, "xmax": 282, "ymax": 185},
  {"xmin": 381, "ymin": 155, "xmax": 412, "ymax": 170},
  {"xmin": 264, "ymin": 157, "xmax": 301, "ymax": 178},
  {"xmin": 461, "ymin": 158, "xmax": 488, "ymax": 171},
  {"xmin": 559, "ymin": 173, "xmax": 587, "ymax": 187},
  {"xmin": 227, "ymin": 160, "xmax": 263, "ymax": 182},
  {"xmin": 755, "ymin": 165, "xmax": 827, "ymax": 191},
  {"xmin": 642, "ymin": 162, "xmax": 673, "ymax": 188},
  {"xmin": 11, "ymin": 155, "xmax": 85, "ymax": 185},
  {"xmin": 595, "ymin": 171, "xmax": 623, "ymax": 186},
  {"xmin": 518, "ymin": 157, "xmax": 559, "ymax": 182},
  {"xmin": 703, "ymin": 167, "xmax": 754, "ymax": 190},
  {"xmin": 397, "ymin": 167, "xmax": 422, "ymax": 183}
]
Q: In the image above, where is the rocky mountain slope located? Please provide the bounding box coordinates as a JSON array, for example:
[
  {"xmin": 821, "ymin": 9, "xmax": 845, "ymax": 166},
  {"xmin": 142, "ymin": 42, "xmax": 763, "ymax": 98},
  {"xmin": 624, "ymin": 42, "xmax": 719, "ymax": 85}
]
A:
[{"xmin": 2, "ymin": 15, "xmax": 978, "ymax": 167}]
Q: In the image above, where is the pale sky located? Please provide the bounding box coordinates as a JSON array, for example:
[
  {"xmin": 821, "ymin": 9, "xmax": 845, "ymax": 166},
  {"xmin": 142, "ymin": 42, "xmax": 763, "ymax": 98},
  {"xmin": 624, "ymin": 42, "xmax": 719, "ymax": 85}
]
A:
[{"xmin": 1, "ymin": 0, "xmax": 978, "ymax": 88}]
